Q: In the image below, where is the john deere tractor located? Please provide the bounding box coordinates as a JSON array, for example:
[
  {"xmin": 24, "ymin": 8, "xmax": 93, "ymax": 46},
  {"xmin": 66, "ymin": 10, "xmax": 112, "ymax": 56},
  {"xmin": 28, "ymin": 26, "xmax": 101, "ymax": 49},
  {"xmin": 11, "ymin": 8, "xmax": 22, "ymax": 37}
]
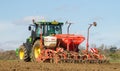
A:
[{"xmin": 18, "ymin": 20, "xmax": 63, "ymax": 62}]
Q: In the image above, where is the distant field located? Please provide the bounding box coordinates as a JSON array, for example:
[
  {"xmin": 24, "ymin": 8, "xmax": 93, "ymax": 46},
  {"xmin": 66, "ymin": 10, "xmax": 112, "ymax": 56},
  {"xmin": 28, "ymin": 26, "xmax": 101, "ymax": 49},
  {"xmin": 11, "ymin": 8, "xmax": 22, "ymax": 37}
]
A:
[
  {"xmin": 110, "ymin": 59, "xmax": 120, "ymax": 63},
  {"xmin": 0, "ymin": 60, "xmax": 120, "ymax": 71}
]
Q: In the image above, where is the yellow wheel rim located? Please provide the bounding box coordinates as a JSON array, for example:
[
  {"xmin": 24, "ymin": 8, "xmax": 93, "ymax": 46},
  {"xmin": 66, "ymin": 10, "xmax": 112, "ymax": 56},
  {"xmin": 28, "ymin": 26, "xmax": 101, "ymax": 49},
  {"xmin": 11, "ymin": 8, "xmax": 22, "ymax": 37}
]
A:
[
  {"xmin": 34, "ymin": 47, "xmax": 41, "ymax": 58},
  {"xmin": 19, "ymin": 49, "xmax": 24, "ymax": 60}
]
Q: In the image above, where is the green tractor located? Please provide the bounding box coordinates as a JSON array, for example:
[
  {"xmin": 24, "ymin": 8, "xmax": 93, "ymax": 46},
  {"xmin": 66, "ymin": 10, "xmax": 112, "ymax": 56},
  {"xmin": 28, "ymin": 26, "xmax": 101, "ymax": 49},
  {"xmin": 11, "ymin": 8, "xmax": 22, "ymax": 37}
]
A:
[{"xmin": 17, "ymin": 20, "xmax": 63, "ymax": 62}]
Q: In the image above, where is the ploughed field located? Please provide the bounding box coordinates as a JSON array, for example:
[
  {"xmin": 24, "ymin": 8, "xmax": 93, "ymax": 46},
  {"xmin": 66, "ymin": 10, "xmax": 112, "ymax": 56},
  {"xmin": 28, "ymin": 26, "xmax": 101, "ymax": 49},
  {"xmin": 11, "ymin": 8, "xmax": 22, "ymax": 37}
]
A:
[{"xmin": 0, "ymin": 61, "xmax": 120, "ymax": 71}]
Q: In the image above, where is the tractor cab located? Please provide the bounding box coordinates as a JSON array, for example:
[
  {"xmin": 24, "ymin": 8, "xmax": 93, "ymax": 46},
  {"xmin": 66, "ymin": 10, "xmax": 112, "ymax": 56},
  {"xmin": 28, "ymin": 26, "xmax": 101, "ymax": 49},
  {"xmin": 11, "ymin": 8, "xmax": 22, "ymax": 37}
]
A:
[
  {"xmin": 28, "ymin": 20, "xmax": 63, "ymax": 44},
  {"xmin": 29, "ymin": 20, "xmax": 63, "ymax": 37}
]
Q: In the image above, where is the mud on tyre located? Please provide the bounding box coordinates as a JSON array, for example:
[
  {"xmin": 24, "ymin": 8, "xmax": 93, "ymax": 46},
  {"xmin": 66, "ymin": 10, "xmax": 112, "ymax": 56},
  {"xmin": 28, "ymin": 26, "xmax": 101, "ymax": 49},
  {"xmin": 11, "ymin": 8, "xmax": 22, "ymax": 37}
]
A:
[
  {"xmin": 31, "ymin": 40, "xmax": 43, "ymax": 62},
  {"xmin": 18, "ymin": 45, "xmax": 30, "ymax": 62}
]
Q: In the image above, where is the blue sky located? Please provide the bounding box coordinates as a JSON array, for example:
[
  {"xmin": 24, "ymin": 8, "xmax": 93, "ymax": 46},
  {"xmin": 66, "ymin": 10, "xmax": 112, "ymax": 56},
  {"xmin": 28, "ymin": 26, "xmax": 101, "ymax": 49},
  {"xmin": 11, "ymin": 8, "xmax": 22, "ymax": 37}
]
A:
[{"xmin": 0, "ymin": 0, "xmax": 120, "ymax": 50}]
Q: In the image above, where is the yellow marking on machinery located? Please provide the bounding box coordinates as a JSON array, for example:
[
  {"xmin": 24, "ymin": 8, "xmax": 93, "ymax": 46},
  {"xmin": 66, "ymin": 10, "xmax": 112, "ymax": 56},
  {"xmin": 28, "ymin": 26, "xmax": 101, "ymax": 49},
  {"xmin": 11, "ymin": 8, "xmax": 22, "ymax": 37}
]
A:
[
  {"xmin": 51, "ymin": 20, "xmax": 58, "ymax": 24},
  {"xmin": 34, "ymin": 47, "xmax": 41, "ymax": 58},
  {"xmin": 19, "ymin": 49, "xmax": 24, "ymax": 60}
]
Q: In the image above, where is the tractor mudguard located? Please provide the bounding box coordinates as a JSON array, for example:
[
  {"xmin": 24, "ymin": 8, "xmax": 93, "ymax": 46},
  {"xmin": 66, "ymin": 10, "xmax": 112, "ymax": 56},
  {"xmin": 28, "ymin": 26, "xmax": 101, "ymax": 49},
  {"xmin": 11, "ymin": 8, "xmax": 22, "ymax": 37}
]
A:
[
  {"xmin": 15, "ymin": 48, "xmax": 19, "ymax": 56},
  {"xmin": 23, "ymin": 43, "xmax": 32, "ymax": 53}
]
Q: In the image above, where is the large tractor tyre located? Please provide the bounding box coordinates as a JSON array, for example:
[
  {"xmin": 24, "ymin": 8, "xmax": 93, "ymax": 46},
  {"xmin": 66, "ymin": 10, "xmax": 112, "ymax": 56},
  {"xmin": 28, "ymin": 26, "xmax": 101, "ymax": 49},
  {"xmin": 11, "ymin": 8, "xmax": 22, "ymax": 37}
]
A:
[
  {"xmin": 31, "ymin": 40, "xmax": 43, "ymax": 62},
  {"xmin": 18, "ymin": 45, "xmax": 30, "ymax": 62}
]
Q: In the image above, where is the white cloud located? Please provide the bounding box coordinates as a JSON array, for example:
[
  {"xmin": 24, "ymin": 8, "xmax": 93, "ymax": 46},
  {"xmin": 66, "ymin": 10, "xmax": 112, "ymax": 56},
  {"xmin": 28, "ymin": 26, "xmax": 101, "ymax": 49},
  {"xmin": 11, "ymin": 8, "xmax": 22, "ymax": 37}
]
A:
[
  {"xmin": 0, "ymin": 40, "xmax": 23, "ymax": 50},
  {"xmin": 0, "ymin": 20, "xmax": 29, "ymax": 50},
  {"xmin": 0, "ymin": 16, "xmax": 41, "ymax": 50},
  {"xmin": 89, "ymin": 32, "xmax": 120, "ymax": 48},
  {"xmin": 0, "ymin": 21, "xmax": 14, "ymax": 32},
  {"xmin": 23, "ymin": 16, "xmax": 41, "ymax": 21},
  {"xmin": 13, "ymin": 16, "xmax": 46, "ymax": 25}
]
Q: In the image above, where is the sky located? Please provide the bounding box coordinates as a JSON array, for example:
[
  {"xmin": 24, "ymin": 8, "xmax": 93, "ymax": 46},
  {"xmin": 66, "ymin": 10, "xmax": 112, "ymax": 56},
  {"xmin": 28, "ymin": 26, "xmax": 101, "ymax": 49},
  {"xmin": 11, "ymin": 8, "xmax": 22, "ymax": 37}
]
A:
[{"xmin": 0, "ymin": 0, "xmax": 120, "ymax": 50}]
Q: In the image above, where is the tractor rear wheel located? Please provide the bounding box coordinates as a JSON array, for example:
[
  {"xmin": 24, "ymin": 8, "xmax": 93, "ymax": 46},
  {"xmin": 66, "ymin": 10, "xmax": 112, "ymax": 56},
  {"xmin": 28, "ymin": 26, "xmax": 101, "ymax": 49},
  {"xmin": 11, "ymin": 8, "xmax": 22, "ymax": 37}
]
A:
[
  {"xmin": 18, "ymin": 45, "xmax": 30, "ymax": 62},
  {"xmin": 31, "ymin": 40, "xmax": 43, "ymax": 62}
]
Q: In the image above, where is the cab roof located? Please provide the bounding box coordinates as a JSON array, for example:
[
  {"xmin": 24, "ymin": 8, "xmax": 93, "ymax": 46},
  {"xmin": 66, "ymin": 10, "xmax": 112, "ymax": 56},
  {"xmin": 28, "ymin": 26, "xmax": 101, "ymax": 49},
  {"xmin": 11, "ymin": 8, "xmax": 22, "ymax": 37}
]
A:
[{"xmin": 34, "ymin": 20, "xmax": 64, "ymax": 25}]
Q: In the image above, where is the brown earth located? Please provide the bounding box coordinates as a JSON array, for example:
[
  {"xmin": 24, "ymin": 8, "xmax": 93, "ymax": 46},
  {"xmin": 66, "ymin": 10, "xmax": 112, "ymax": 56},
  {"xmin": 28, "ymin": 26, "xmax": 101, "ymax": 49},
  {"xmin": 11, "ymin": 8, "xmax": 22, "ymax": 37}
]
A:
[
  {"xmin": 0, "ymin": 50, "xmax": 120, "ymax": 71},
  {"xmin": 0, "ymin": 50, "xmax": 17, "ymax": 60},
  {"xmin": 0, "ymin": 61, "xmax": 120, "ymax": 71}
]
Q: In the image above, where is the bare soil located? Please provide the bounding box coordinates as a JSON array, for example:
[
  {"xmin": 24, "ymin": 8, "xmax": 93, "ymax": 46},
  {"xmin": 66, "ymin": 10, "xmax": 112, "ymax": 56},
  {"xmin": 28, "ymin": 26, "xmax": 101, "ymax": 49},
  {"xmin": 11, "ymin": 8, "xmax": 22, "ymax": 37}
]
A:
[
  {"xmin": 0, "ymin": 61, "xmax": 120, "ymax": 71},
  {"xmin": 0, "ymin": 50, "xmax": 120, "ymax": 71}
]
